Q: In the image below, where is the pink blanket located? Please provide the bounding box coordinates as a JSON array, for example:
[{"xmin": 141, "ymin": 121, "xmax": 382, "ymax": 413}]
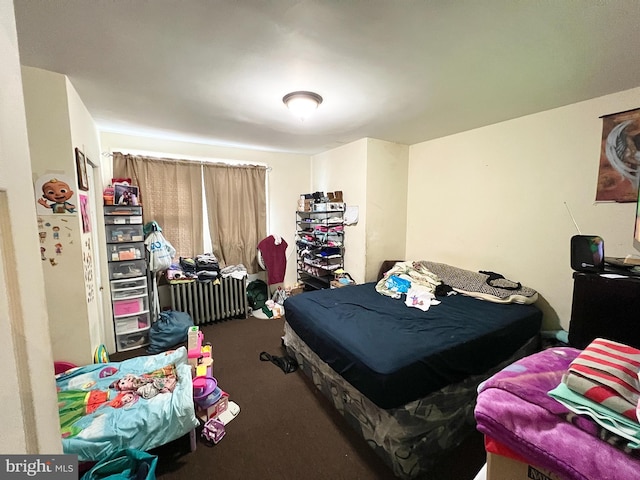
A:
[{"xmin": 474, "ymin": 347, "xmax": 640, "ymax": 480}]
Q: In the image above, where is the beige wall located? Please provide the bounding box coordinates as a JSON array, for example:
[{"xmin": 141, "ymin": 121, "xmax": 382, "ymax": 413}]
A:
[
  {"xmin": 66, "ymin": 76, "xmax": 108, "ymax": 355},
  {"xmin": 99, "ymin": 132, "xmax": 311, "ymax": 288},
  {"xmin": 365, "ymin": 139, "xmax": 408, "ymax": 281},
  {"xmin": 312, "ymin": 138, "xmax": 409, "ymax": 284},
  {"xmin": 22, "ymin": 66, "xmax": 101, "ymax": 365},
  {"xmin": 407, "ymin": 86, "xmax": 640, "ymax": 330},
  {"xmin": 0, "ymin": 0, "xmax": 61, "ymax": 454},
  {"xmin": 312, "ymin": 139, "xmax": 368, "ymax": 282}
]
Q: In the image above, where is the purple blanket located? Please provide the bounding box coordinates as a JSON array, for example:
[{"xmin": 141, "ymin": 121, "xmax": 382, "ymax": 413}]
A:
[{"xmin": 474, "ymin": 347, "xmax": 640, "ymax": 480}]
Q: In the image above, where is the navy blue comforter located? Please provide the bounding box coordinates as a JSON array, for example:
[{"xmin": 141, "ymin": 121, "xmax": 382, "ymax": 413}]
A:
[{"xmin": 284, "ymin": 282, "xmax": 542, "ymax": 409}]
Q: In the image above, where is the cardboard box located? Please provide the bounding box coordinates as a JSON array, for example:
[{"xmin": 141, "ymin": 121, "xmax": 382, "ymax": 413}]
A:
[
  {"xmin": 288, "ymin": 286, "xmax": 304, "ymax": 296},
  {"xmin": 486, "ymin": 452, "xmax": 562, "ymax": 480},
  {"xmin": 297, "ymin": 198, "xmax": 312, "ymax": 212}
]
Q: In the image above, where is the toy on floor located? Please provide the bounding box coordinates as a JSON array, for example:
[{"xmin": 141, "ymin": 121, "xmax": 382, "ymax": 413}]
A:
[{"xmin": 201, "ymin": 417, "xmax": 225, "ymax": 445}]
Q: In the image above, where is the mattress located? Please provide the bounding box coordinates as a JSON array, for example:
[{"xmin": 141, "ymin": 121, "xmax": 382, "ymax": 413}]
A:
[{"xmin": 283, "ymin": 282, "xmax": 542, "ymax": 409}]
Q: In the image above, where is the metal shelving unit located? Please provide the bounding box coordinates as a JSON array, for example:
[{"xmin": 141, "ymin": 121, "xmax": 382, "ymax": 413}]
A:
[{"xmin": 295, "ymin": 202, "xmax": 345, "ymax": 290}]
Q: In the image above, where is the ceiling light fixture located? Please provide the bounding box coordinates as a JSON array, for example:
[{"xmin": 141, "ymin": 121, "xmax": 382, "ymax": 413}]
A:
[{"xmin": 282, "ymin": 91, "xmax": 323, "ymax": 121}]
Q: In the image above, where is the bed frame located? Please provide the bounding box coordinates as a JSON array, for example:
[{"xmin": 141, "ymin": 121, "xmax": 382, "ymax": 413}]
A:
[{"xmin": 285, "ymin": 322, "xmax": 538, "ymax": 479}]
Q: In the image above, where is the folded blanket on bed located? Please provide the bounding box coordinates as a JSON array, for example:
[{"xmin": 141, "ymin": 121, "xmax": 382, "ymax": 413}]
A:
[
  {"xmin": 375, "ymin": 261, "xmax": 440, "ymax": 299},
  {"xmin": 421, "ymin": 261, "xmax": 538, "ymax": 304},
  {"xmin": 376, "ymin": 260, "xmax": 538, "ymax": 305},
  {"xmin": 475, "ymin": 347, "xmax": 640, "ymax": 480}
]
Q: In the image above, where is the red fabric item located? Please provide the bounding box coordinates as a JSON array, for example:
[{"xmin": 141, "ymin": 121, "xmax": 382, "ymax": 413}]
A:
[
  {"xmin": 484, "ymin": 436, "xmax": 529, "ymax": 463},
  {"xmin": 257, "ymin": 235, "xmax": 288, "ymax": 284}
]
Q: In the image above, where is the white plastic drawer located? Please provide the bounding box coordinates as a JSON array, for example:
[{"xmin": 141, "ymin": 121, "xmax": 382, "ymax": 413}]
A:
[
  {"xmin": 113, "ymin": 295, "xmax": 148, "ymax": 317},
  {"xmin": 106, "ymin": 224, "xmax": 144, "ymax": 243},
  {"xmin": 111, "ymin": 277, "xmax": 147, "ymax": 291},
  {"xmin": 112, "ymin": 285, "xmax": 147, "ymax": 300},
  {"xmin": 109, "ymin": 259, "xmax": 146, "ymax": 280},
  {"xmin": 104, "ymin": 205, "xmax": 142, "ymax": 216},
  {"xmin": 105, "ymin": 215, "xmax": 143, "ymax": 225},
  {"xmin": 114, "ymin": 312, "xmax": 151, "ymax": 335},
  {"xmin": 116, "ymin": 330, "xmax": 149, "ymax": 351},
  {"xmin": 108, "ymin": 242, "xmax": 145, "ymax": 262}
]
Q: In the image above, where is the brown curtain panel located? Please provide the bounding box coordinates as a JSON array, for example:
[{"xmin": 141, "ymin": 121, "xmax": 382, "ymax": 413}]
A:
[
  {"xmin": 202, "ymin": 163, "xmax": 267, "ymax": 273},
  {"xmin": 112, "ymin": 153, "xmax": 203, "ymax": 258}
]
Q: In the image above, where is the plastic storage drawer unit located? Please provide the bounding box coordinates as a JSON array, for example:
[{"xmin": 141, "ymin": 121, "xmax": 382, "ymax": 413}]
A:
[
  {"xmin": 106, "ymin": 224, "xmax": 144, "ymax": 243},
  {"xmin": 116, "ymin": 330, "xmax": 149, "ymax": 351},
  {"xmin": 108, "ymin": 242, "xmax": 144, "ymax": 262},
  {"xmin": 114, "ymin": 312, "xmax": 151, "ymax": 335},
  {"xmin": 111, "ymin": 277, "xmax": 148, "ymax": 299},
  {"xmin": 104, "ymin": 205, "xmax": 143, "ymax": 217},
  {"xmin": 104, "ymin": 215, "xmax": 143, "ymax": 225},
  {"xmin": 113, "ymin": 297, "xmax": 145, "ymax": 317},
  {"xmin": 109, "ymin": 259, "xmax": 146, "ymax": 280}
]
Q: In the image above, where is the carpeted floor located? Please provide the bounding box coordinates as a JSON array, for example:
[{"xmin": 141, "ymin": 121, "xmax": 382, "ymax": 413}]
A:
[{"xmin": 111, "ymin": 315, "xmax": 486, "ymax": 480}]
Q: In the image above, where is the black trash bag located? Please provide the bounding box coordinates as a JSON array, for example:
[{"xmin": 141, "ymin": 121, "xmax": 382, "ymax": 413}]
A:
[
  {"xmin": 247, "ymin": 279, "xmax": 269, "ymax": 310},
  {"xmin": 259, "ymin": 351, "xmax": 298, "ymax": 374},
  {"xmin": 147, "ymin": 310, "xmax": 194, "ymax": 354}
]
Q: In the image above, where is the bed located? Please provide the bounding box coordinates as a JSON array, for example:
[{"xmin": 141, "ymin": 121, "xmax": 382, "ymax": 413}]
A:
[
  {"xmin": 56, "ymin": 346, "xmax": 199, "ymax": 462},
  {"xmin": 283, "ymin": 261, "xmax": 543, "ymax": 479}
]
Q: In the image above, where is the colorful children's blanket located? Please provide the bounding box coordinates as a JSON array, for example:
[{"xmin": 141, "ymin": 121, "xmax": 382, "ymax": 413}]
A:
[
  {"xmin": 475, "ymin": 347, "xmax": 640, "ymax": 480},
  {"xmin": 56, "ymin": 347, "xmax": 198, "ymax": 461}
]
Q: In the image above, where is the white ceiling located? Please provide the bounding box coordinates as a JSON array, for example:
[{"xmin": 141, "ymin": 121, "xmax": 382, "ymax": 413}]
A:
[{"xmin": 12, "ymin": 1, "xmax": 640, "ymax": 155}]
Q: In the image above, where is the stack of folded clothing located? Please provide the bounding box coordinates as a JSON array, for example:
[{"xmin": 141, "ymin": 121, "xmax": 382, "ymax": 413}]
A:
[
  {"xmin": 166, "ymin": 254, "xmax": 222, "ymax": 283},
  {"xmin": 166, "ymin": 261, "xmax": 198, "ymax": 283},
  {"xmin": 549, "ymin": 337, "xmax": 640, "ymax": 449},
  {"xmin": 195, "ymin": 253, "xmax": 221, "ymax": 281}
]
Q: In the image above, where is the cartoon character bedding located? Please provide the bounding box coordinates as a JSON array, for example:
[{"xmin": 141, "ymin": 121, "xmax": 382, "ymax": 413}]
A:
[{"xmin": 56, "ymin": 347, "xmax": 198, "ymax": 461}]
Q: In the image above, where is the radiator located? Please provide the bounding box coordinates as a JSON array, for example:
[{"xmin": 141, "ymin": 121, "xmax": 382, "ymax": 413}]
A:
[{"xmin": 169, "ymin": 277, "xmax": 248, "ymax": 325}]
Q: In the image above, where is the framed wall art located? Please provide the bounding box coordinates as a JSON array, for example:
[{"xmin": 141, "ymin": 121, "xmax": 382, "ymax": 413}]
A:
[
  {"xmin": 75, "ymin": 147, "xmax": 89, "ymax": 191},
  {"xmin": 595, "ymin": 107, "xmax": 640, "ymax": 203}
]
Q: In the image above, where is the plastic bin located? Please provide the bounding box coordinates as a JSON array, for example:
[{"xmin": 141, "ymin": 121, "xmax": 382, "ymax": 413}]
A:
[
  {"xmin": 104, "ymin": 205, "xmax": 142, "ymax": 216},
  {"xmin": 108, "ymin": 242, "xmax": 144, "ymax": 262},
  {"xmin": 109, "ymin": 259, "xmax": 146, "ymax": 280},
  {"xmin": 116, "ymin": 330, "xmax": 149, "ymax": 351},
  {"xmin": 104, "ymin": 215, "xmax": 143, "ymax": 225},
  {"xmin": 106, "ymin": 224, "xmax": 144, "ymax": 243},
  {"xmin": 115, "ymin": 312, "xmax": 151, "ymax": 334},
  {"xmin": 113, "ymin": 297, "xmax": 145, "ymax": 316}
]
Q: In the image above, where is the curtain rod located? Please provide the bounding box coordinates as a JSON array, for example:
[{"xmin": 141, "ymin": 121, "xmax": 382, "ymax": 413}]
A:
[{"xmin": 102, "ymin": 151, "xmax": 271, "ymax": 171}]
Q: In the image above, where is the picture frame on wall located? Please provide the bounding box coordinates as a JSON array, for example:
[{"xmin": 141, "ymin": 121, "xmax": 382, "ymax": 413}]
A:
[
  {"xmin": 75, "ymin": 147, "xmax": 89, "ymax": 191},
  {"xmin": 595, "ymin": 107, "xmax": 640, "ymax": 203}
]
